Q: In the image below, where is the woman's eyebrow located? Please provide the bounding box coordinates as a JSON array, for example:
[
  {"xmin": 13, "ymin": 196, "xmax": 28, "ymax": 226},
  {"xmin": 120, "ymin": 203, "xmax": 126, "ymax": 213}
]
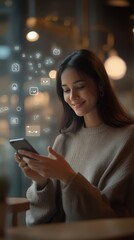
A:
[{"xmin": 61, "ymin": 80, "xmax": 85, "ymax": 87}]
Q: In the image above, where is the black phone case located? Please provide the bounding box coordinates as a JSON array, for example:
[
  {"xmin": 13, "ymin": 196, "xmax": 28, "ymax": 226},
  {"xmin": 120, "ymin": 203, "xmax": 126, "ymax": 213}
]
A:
[{"xmin": 9, "ymin": 138, "xmax": 38, "ymax": 153}]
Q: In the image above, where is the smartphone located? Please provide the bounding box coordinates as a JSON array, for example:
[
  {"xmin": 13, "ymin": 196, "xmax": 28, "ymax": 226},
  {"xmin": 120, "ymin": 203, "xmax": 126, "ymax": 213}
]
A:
[{"xmin": 9, "ymin": 138, "xmax": 38, "ymax": 154}]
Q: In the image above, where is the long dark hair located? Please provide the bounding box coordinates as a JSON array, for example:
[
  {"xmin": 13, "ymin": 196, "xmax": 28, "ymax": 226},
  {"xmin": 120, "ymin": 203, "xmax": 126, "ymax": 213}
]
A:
[{"xmin": 56, "ymin": 49, "xmax": 134, "ymax": 133}]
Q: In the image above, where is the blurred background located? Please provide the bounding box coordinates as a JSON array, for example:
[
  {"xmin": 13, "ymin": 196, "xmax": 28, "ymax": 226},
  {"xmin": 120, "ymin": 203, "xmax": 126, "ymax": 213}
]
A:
[{"xmin": 0, "ymin": 0, "xmax": 134, "ymax": 197}]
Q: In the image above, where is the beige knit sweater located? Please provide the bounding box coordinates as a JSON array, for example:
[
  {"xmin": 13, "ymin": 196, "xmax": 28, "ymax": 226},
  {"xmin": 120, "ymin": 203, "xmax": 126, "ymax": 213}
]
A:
[{"xmin": 26, "ymin": 123, "xmax": 134, "ymax": 225}]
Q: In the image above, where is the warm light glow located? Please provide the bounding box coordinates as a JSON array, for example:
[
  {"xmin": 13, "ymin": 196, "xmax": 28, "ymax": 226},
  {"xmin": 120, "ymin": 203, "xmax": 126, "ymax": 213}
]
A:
[
  {"xmin": 129, "ymin": 14, "xmax": 134, "ymax": 20},
  {"xmin": 24, "ymin": 92, "xmax": 50, "ymax": 111},
  {"xmin": 26, "ymin": 31, "xmax": 39, "ymax": 42},
  {"xmin": 26, "ymin": 17, "xmax": 37, "ymax": 28},
  {"xmin": 49, "ymin": 70, "xmax": 57, "ymax": 79},
  {"xmin": 51, "ymin": 16, "xmax": 58, "ymax": 22},
  {"xmin": 10, "ymin": 94, "xmax": 19, "ymax": 107},
  {"xmin": 106, "ymin": 0, "xmax": 130, "ymax": 7},
  {"xmin": 104, "ymin": 55, "xmax": 127, "ymax": 80},
  {"xmin": 0, "ymin": 95, "xmax": 8, "ymax": 103}
]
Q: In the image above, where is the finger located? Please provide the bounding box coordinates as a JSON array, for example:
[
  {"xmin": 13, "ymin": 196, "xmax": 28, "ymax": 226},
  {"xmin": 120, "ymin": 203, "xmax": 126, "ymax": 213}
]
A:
[
  {"xmin": 22, "ymin": 157, "xmax": 50, "ymax": 174},
  {"xmin": 18, "ymin": 150, "xmax": 49, "ymax": 162},
  {"xmin": 19, "ymin": 161, "xmax": 28, "ymax": 168},
  {"xmin": 48, "ymin": 146, "xmax": 61, "ymax": 159},
  {"xmin": 18, "ymin": 150, "xmax": 39, "ymax": 160},
  {"xmin": 15, "ymin": 152, "xmax": 22, "ymax": 163}
]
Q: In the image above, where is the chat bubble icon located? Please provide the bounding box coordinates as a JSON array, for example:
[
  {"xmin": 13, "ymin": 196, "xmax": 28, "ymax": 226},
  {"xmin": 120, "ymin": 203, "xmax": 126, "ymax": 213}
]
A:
[{"xmin": 29, "ymin": 87, "xmax": 38, "ymax": 95}]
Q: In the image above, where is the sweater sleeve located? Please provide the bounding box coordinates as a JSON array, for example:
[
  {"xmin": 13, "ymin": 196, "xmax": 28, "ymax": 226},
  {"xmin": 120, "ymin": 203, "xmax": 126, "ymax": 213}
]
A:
[
  {"xmin": 26, "ymin": 179, "xmax": 65, "ymax": 226},
  {"xmin": 61, "ymin": 129, "xmax": 134, "ymax": 221},
  {"xmin": 26, "ymin": 134, "xmax": 66, "ymax": 226},
  {"xmin": 62, "ymin": 173, "xmax": 117, "ymax": 221}
]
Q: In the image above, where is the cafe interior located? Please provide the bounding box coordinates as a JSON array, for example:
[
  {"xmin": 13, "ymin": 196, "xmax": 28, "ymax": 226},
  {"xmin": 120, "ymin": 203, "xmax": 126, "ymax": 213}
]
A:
[{"xmin": 0, "ymin": 0, "xmax": 134, "ymax": 239}]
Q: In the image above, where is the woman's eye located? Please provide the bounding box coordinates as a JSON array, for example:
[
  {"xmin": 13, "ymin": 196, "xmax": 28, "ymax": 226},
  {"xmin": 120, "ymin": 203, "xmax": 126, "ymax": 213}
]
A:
[
  {"xmin": 62, "ymin": 85, "xmax": 85, "ymax": 93},
  {"xmin": 63, "ymin": 89, "xmax": 70, "ymax": 93},
  {"xmin": 77, "ymin": 85, "xmax": 85, "ymax": 89}
]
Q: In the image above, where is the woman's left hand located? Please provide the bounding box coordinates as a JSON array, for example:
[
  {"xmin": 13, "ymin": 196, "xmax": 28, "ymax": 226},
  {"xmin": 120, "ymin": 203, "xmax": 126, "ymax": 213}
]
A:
[{"xmin": 18, "ymin": 146, "xmax": 76, "ymax": 184}]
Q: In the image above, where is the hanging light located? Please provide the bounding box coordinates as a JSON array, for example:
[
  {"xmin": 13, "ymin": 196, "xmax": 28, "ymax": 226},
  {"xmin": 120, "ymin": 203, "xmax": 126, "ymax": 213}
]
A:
[
  {"xmin": 49, "ymin": 70, "xmax": 57, "ymax": 79},
  {"xmin": 26, "ymin": 31, "xmax": 39, "ymax": 42},
  {"xmin": 104, "ymin": 50, "xmax": 127, "ymax": 80},
  {"xmin": 26, "ymin": 0, "xmax": 40, "ymax": 42}
]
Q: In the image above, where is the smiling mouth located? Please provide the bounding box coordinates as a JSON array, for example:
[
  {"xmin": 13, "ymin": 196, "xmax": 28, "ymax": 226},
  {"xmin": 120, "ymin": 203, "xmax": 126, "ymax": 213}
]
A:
[{"xmin": 72, "ymin": 101, "xmax": 85, "ymax": 109}]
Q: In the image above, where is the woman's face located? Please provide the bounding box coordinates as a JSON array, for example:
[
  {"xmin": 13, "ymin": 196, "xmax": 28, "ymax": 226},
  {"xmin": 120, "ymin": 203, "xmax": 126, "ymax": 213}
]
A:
[{"xmin": 61, "ymin": 68, "xmax": 100, "ymax": 125}]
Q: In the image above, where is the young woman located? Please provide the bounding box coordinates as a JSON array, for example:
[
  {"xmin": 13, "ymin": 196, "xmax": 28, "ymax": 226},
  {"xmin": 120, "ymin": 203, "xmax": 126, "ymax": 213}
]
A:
[{"xmin": 15, "ymin": 49, "xmax": 134, "ymax": 225}]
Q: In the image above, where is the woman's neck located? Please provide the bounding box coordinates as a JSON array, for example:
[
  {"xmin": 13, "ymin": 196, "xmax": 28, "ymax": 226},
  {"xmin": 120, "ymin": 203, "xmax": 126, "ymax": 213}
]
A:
[{"xmin": 84, "ymin": 113, "xmax": 103, "ymax": 128}]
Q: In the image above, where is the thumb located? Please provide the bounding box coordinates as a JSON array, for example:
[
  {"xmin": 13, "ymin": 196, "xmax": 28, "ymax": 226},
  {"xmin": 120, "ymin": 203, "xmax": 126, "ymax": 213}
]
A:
[{"xmin": 48, "ymin": 146, "xmax": 61, "ymax": 159}]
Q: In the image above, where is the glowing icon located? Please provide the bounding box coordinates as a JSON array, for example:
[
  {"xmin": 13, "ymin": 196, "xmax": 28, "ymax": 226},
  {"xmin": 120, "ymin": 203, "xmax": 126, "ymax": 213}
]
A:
[
  {"xmin": 41, "ymin": 69, "xmax": 46, "ymax": 75},
  {"xmin": 52, "ymin": 47, "xmax": 61, "ymax": 56},
  {"xmin": 40, "ymin": 77, "xmax": 50, "ymax": 85},
  {"xmin": 27, "ymin": 62, "xmax": 34, "ymax": 71},
  {"xmin": 33, "ymin": 114, "xmax": 40, "ymax": 121},
  {"xmin": 44, "ymin": 57, "xmax": 54, "ymax": 66},
  {"xmin": 10, "ymin": 117, "xmax": 19, "ymax": 125},
  {"xmin": 35, "ymin": 52, "xmax": 42, "ymax": 59},
  {"xmin": 28, "ymin": 76, "xmax": 32, "ymax": 80},
  {"xmin": 0, "ymin": 106, "xmax": 8, "ymax": 113},
  {"xmin": 28, "ymin": 62, "xmax": 33, "ymax": 66},
  {"xmin": 22, "ymin": 53, "xmax": 26, "ymax": 58},
  {"xmin": 16, "ymin": 106, "xmax": 22, "ymax": 112},
  {"xmin": 38, "ymin": 63, "xmax": 42, "ymax": 68},
  {"xmin": 26, "ymin": 125, "xmax": 40, "ymax": 136},
  {"xmin": 43, "ymin": 128, "xmax": 51, "ymax": 133},
  {"xmin": 11, "ymin": 83, "xmax": 18, "ymax": 91},
  {"xmin": 29, "ymin": 87, "xmax": 38, "ymax": 95},
  {"xmin": 11, "ymin": 62, "xmax": 20, "ymax": 72},
  {"xmin": 14, "ymin": 45, "xmax": 20, "ymax": 51}
]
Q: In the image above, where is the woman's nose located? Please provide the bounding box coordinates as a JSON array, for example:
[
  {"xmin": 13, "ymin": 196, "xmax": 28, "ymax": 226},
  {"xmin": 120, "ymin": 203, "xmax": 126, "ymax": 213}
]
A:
[{"xmin": 70, "ymin": 89, "xmax": 78, "ymax": 101}]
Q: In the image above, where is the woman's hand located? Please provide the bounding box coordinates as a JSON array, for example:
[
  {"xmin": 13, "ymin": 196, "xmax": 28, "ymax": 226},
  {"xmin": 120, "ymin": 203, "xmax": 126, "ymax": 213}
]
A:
[
  {"xmin": 15, "ymin": 152, "xmax": 48, "ymax": 186},
  {"xmin": 17, "ymin": 147, "xmax": 76, "ymax": 185}
]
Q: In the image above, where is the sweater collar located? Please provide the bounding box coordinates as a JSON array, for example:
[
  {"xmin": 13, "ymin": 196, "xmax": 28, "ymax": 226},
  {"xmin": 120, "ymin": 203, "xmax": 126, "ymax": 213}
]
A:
[{"xmin": 79, "ymin": 123, "xmax": 109, "ymax": 135}]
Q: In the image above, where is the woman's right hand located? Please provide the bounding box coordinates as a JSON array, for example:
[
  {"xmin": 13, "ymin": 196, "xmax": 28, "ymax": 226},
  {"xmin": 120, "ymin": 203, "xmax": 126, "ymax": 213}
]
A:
[{"xmin": 15, "ymin": 152, "xmax": 48, "ymax": 187}]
